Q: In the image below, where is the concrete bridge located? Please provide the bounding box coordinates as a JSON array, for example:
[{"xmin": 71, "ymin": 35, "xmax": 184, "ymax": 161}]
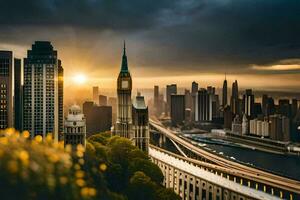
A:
[{"xmin": 149, "ymin": 118, "xmax": 300, "ymax": 200}]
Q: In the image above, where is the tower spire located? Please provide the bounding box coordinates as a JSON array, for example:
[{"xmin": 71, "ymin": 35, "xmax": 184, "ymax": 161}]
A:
[
  {"xmin": 121, "ymin": 41, "xmax": 128, "ymax": 72},
  {"xmin": 123, "ymin": 40, "xmax": 126, "ymax": 56}
]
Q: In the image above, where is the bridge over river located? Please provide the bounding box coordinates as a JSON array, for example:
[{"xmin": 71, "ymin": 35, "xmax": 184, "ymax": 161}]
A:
[{"xmin": 148, "ymin": 118, "xmax": 300, "ymax": 200}]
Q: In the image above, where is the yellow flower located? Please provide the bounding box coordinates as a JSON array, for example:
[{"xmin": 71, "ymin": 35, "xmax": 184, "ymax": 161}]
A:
[
  {"xmin": 0, "ymin": 137, "xmax": 8, "ymax": 145},
  {"xmin": 76, "ymin": 151, "xmax": 84, "ymax": 158},
  {"xmin": 88, "ymin": 188, "xmax": 97, "ymax": 196},
  {"xmin": 46, "ymin": 134, "xmax": 53, "ymax": 142},
  {"xmin": 75, "ymin": 170, "xmax": 85, "ymax": 178},
  {"xmin": 18, "ymin": 150, "xmax": 29, "ymax": 166},
  {"xmin": 80, "ymin": 187, "xmax": 89, "ymax": 197},
  {"xmin": 5, "ymin": 128, "xmax": 15, "ymax": 136},
  {"xmin": 22, "ymin": 131, "xmax": 30, "ymax": 139},
  {"xmin": 48, "ymin": 154, "xmax": 59, "ymax": 163},
  {"xmin": 76, "ymin": 144, "xmax": 85, "ymax": 153},
  {"xmin": 99, "ymin": 163, "xmax": 107, "ymax": 172},
  {"xmin": 76, "ymin": 179, "xmax": 85, "ymax": 187},
  {"xmin": 65, "ymin": 144, "xmax": 72, "ymax": 153},
  {"xmin": 35, "ymin": 135, "xmax": 43, "ymax": 143}
]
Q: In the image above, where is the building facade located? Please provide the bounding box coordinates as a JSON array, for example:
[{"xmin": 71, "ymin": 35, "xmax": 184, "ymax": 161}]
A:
[
  {"xmin": 195, "ymin": 89, "xmax": 212, "ymax": 122},
  {"xmin": 23, "ymin": 41, "xmax": 63, "ymax": 141},
  {"xmin": 114, "ymin": 43, "xmax": 133, "ymax": 138},
  {"xmin": 171, "ymin": 94, "xmax": 185, "ymax": 126},
  {"xmin": 243, "ymin": 89, "xmax": 254, "ymax": 118},
  {"xmin": 83, "ymin": 101, "xmax": 112, "ymax": 137},
  {"xmin": 0, "ymin": 51, "xmax": 13, "ymax": 129},
  {"xmin": 166, "ymin": 84, "xmax": 177, "ymax": 115},
  {"xmin": 132, "ymin": 95, "xmax": 149, "ymax": 152},
  {"xmin": 93, "ymin": 86, "xmax": 99, "ymax": 105},
  {"xmin": 64, "ymin": 105, "xmax": 86, "ymax": 148},
  {"xmin": 222, "ymin": 76, "xmax": 227, "ymax": 107},
  {"xmin": 14, "ymin": 58, "xmax": 23, "ymax": 131}
]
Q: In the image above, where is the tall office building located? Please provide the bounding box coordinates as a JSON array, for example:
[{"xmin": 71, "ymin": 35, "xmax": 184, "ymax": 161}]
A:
[
  {"xmin": 166, "ymin": 84, "xmax": 177, "ymax": 115},
  {"xmin": 14, "ymin": 58, "xmax": 23, "ymax": 131},
  {"xmin": 83, "ymin": 101, "xmax": 112, "ymax": 137},
  {"xmin": 170, "ymin": 94, "xmax": 185, "ymax": 126},
  {"xmin": 58, "ymin": 60, "xmax": 64, "ymax": 140},
  {"xmin": 99, "ymin": 95, "xmax": 107, "ymax": 106},
  {"xmin": 132, "ymin": 95, "xmax": 149, "ymax": 152},
  {"xmin": 191, "ymin": 81, "xmax": 198, "ymax": 121},
  {"xmin": 64, "ymin": 105, "xmax": 86, "ymax": 148},
  {"xmin": 191, "ymin": 81, "xmax": 198, "ymax": 94},
  {"xmin": 92, "ymin": 86, "xmax": 99, "ymax": 105},
  {"xmin": 154, "ymin": 85, "xmax": 161, "ymax": 116},
  {"xmin": 195, "ymin": 89, "xmax": 212, "ymax": 122},
  {"xmin": 222, "ymin": 75, "xmax": 227, "ymax": 107},
  {"xmin": 23, "ymin": 41, "xmax": 63, "ymax": 141},
  {"xmin": 269, "ymin": 114, "xmax": 290, "ymax": 142},
  {"xmin": 0, "ymin": 51, "xmax": 13, "ymax": 129},
  {"xmin": 242, "ymin": 89, "xmax": 254, "ymax": 118},
  {"xmin": 230, "ymin": 80, "xmax": 239, "ymax": 115},
  {"xmin": 223, "ymin": 105, "xmax": 232, "ymax": 130},
  {"xmin": 278, "ymin": 99, "xmax": 290, "ymax": 117},
  {"xmin": 114, "ymin": 42, "xmax": 133, "ymax": 138},
  {"xmin": 185, "ymin": 89, "xmax": 192, "ymax": 109}
]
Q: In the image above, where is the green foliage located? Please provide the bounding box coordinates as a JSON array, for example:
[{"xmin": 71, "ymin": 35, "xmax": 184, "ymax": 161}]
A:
[
  {"xmin": 127, "ymin": 171, "xmax": 156, "ymax": 200},
  {"xmin": 0, "ymin": 131, "xmax": 179, "ymax": 200},
  {"xmin": 129, "ymin": 158, "xmax": 164, "ymax": 184}
]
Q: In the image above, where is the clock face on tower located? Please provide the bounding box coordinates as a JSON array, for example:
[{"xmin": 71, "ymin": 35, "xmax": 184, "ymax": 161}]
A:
[{"xmin": 122, "ymin": 80, "xmax": 129, "ymax": 89}]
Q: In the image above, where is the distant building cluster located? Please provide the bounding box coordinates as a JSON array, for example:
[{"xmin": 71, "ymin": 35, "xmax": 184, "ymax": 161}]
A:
[{"xmin": 152, "ymin": 75, "xmax": 300, "ymax": 143}]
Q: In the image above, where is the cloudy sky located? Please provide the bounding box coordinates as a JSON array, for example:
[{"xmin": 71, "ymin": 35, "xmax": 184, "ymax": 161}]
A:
[{"xmin": 1, "ymin": 0, "xmax": 300, "ymax": 96}]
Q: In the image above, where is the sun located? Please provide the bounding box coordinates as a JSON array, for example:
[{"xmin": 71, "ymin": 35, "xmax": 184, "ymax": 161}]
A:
[{"xmin": 73, "ymin": 74, "xmax": 87, "ymax": 85}]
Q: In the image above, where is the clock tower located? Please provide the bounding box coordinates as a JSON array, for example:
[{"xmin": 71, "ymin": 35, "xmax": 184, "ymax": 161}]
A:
[{"xmin": 115, "ymin": 42, "xmax": 133, "ymax": 138}]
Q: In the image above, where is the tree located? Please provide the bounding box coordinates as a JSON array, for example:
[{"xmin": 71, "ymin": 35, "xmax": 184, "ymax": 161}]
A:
[
  {"xmin": 129, "ymin": 158, "xmax": 163, "ymax": 184},
  {"xmin": 127, "ymin": 171, "xmax": 156, "ymax": 200}
]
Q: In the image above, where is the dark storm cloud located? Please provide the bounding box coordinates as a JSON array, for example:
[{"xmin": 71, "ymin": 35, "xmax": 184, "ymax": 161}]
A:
[
  {"xmin": 0, "ymin": 0, "xmax": 174, "ymax": 30},
  {"xmin": 0, "ymin": 0, "xmax": 300, "ymax": 74}
]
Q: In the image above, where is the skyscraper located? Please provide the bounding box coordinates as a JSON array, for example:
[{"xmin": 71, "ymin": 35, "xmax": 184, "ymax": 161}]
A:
[
  {"xmin": 83, "ymin": 101, "xmax": 112, "ymax": 137},
  {"xmin": 132, "ymin": 95, "xmax": 149, "ymax": 152},
  {"xmin": 242, "ymin": 89, "xmax": 254, "ymax": 118},
  {"xmin": 230, "ymin": 80, "xmax": 239, "ymax": 115},
  {"xmin": 114, "ymin": 42, "xmax": 133, "ymax": 138},
  {"xmin": 171, "ymin": 94, "xmax": 185, "ymax": 126},
  {"xmin": 64, "ymin": 105, "xmax": 86, "ymax": 148},
  {"xmin": 14, "ymin": 58, "xmax": 23, "ymax": 131},
  {"xmin": 0, "ymin": 51, "xmax": 13, "ymax": 129},
  {"xmin": 195, "ymin": 89, "xmax": 212, "ymax": 122},
  {"xmin": 154, "ymin": 85, "xmax": 160, "ymax": 116},
  {"xmin": 191, "ymin": 81, "xmax": 198, "ymax": 94},
  {"xmin": 58, "ymin": 60, "xmax": 64, "ymax": 140},
  {"xmin": 222, "ymin": 75, "xmax": 227, "ymax": 107},
  {"xmin": 23, "ymin": 41, "xmax": 63, "ymax": 141},
  {"xmin": 99, "ymin": 95, "xmax": 108, "ymax": 106},
  {"xmin": 191, "ymin": 81, "xmax": 198, "ymax": 121},
  {"xmin": 93, "ymin": 86, "xmax": 99, "ymax": 105},
  {"xmin": 166, "ymin": 84, "xmax": 177, "ymax": 115}
]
